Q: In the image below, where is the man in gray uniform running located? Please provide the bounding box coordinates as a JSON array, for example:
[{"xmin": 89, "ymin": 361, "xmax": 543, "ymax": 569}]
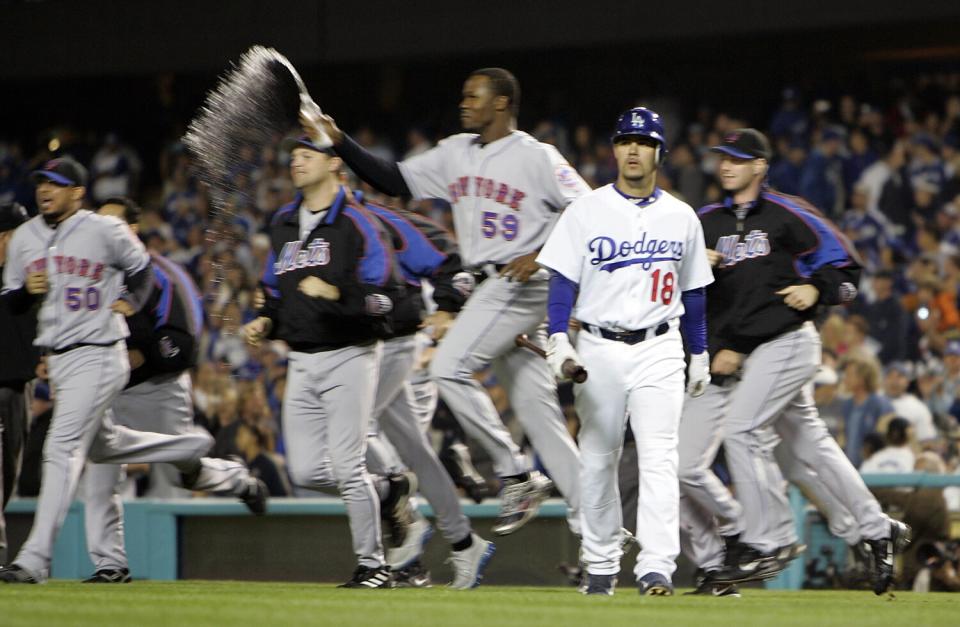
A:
[
  {"xmin": 80, "ymin": 197, "xmax": 267, "ymax": 583},
  {"xmin": 0, "ymin": 158, "xmax": 228, "ymax": 583},
  {"xmin": 688, "ymin": 130, "xmax": 909, "ymax": 595},
  {"xmin": 310, "ymin": 67, "xmax": 589, "ymax": 535}
]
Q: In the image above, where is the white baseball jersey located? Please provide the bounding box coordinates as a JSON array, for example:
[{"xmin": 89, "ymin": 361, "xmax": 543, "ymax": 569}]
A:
[
  {"xmin": 1, "ymin": 210, "xmax": 149, "ymax": 349},
  {"xmin": 537, "ymin": 185, "xmax": 713, "ymax": 331},
  {"xmin": 398, "ymin": 131, "xmax": 590, "ymax": 267}
]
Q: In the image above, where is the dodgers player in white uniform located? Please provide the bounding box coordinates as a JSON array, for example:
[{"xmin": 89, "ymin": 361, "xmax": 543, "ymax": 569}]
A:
[
  {"xmin": 309, "ymin": 68, "xmax": 588, "ymax": 535},
  {"xmin": 0, "ymin": 158, "xmax": 221, "ymax": 583},
  {"xmin": 537, "ymin": 108, "xmax": 713, "ymax": 596}
]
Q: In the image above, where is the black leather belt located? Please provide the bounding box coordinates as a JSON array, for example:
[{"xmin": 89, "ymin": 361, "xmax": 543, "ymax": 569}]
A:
[
  {"xmin": 49, "ymin": 341, "xmax": 116, "ymax": 355},
  {"xmin": 586, "ymin": 322, "xmax": 670, "ymax": 345},
  {"xmin": 472, "ymin": 263, "xmax": 508, "ymax": 283}
]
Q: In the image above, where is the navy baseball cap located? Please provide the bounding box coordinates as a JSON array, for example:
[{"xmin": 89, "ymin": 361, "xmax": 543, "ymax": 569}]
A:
[
  {"xmin": 945, "ymin": 339, "xmax": 960, "ymax": 357},
  {"xmin": 30, "ymin": 156, "xmax": 88, "ymax": 187},
  {"xmin": 0, "ymin": 201, "xmax": 29, "ymax": 232},
  {"xmin": 711, "ymin": 129, "xmax": 772, "ymax": 160},
  {"xmin": 280, "ymin": 135, "xmax": 335, "ymax": 156}
]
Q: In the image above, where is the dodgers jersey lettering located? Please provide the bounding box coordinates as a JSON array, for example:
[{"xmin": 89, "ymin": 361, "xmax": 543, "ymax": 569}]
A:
[
  {"xmin": 1, "ymin": 210, "xmax": 149, "ymax": 349},
  {"xmin": 537, "ymin": 185, "xmax": 713, "ymax": 331},
  {"xmin": 398, "ymin": 131, "xmax": 590, "ymax": 267}
]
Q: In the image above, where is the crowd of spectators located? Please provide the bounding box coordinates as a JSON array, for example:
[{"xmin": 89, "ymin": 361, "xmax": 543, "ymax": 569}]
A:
[{"xmin": 3, "ymin": 74, "xmax": 960, "ymax": 550}]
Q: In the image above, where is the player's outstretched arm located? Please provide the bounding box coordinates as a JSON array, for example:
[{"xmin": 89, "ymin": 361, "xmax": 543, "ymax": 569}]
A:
[{"xmin": 303, "ymin": 112, "xmax": 410, "ymax": 197}]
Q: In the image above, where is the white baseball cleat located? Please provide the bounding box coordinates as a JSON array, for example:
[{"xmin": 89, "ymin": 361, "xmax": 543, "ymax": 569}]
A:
[
  {"xmin": 447, "ymin": 533, "xmax": 496, "ymax": 589},
  {"xmin": 387, "ymin": 515, "xmax": 434, "ymax": 570}
]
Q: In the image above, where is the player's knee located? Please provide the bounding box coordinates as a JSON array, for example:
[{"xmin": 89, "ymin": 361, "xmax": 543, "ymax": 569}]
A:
[{"xmin": 288, "ymin": 459, "xmax": 335, "ymax": 489}]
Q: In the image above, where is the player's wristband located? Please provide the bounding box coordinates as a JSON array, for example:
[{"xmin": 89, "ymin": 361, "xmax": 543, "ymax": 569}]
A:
[
  {"xmin": 680, "ymin": 287, "xmax": 707, "ymax": 355},
  {"xmin": 547, "ymin": 271, "xmax": 578, "ymax": 336}
]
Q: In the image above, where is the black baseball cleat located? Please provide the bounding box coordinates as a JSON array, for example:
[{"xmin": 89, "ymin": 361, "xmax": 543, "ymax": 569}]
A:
[
  {"xmin": 583, "ymin": 573, "xmax": 617, "ymax": 596},
  {"xmin": 710, "ymin": 542, "xmax": 784, "ymax": 584},
  {"xmin": 865, "ymin": 519, "xmax": 912, "ymax": 595},
  {"xmin": 381, "ymin": 472, "xmax": 418, "ymax": 546},
  {"xmin": 392, "ymin": 560, "xmax": 432, "ymax": 588},
  {"xmin": 637, "ymin": 572, "xmax": 674, "ymax": 596},
  {"xmin": 240, "ymin": 478, "xmax": 269, "ymax": 515},
  {"xmin": 491, "ymin": 471, "xmax": 553, "ymax": 536},
  {"xmin": 0, "ymin": 564, "xmax": 40, "ymax": 584},
  {"xmin": 683, "ymin": 569, "xmax": 741, "ymax": 597},
  {"xmin": 83, "ymin": 568, "xmax": 132, "ymax": 583},
  {"xmin": 338, "ymin": 565, "xmax": 394, "ymax": 589}
]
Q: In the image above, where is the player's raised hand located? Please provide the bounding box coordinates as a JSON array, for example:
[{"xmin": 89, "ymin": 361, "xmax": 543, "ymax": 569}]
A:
[
  {"xmin": 687, "ymin": 352, "xmax": 711, "ymax": 397},
  {"xmin": 243, "ymin": 316, "xmax": 273, "ymax": 347},
  {"xmin": 420, "ymin": 310, "xmax": 455, "ymax": 342},
  {"xmin": 297, "ymin": 95, "xmax": 334, "ymax": 149},
  {"xmin": 711, "ymin": 349, "xmax": 743, "ymax": 375},
  {"xmin": 776, "ymin": 284, "xmax": 819, "ymax": 311},
  {"xmin": 25, "ymin": 270, "xmax": 49, "ymax": 295},
  {"xmin": 499, "ymin": 251, "xmax": 542, "ymax": 282},
  {"xmin": 298, "ymin": 276, "xmax": 340, "ymax": 300}
]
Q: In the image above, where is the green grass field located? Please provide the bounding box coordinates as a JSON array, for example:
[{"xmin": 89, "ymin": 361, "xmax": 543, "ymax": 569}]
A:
[{"xmin": 1, "ymin": 582, "xmax": 958, "ymax": 627}]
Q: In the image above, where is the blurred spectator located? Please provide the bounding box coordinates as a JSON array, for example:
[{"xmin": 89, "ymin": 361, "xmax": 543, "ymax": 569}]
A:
[
  {"xmin": 881, "ymin": 362, "xmax": 939, "ymax": 444},
  {"xmin": 770, "ymin": 87, "xmax": 808, "ymax": 139},
  {"xmin": 839, "ymin": 185, "xmax": 892, "ymax": 273},
  {"xmin": 800, "ymin": 126, "xmax": 847, "ymax": 217},
  {"xmin": 89, "ymin": 133, "xmax": 142, "ymax": 203},
  {"xmin": 843, "ymin": 128, "xmax": 878, "ymax": 196},
  {"xmin": 856, "ymin": 271, "xmax": 911, "ymax": 363},
  {"xmin": 928, "ymin": 340, "xmax": 960, "ymax": 427},
  {"xmin": 768, "ymin": 137, "xmax": 807, "ymax": 195},
  {"xmin": 813, "ymin": 359, "xmax": 844, "ymax": 437},
  {"xmin": 841, "ymin": 356, "xmax": 895, "ymax": 467},
  {"xmin": 859, "ymin": 417, "xmax": 915, "ymax": 473},
  {"xmin": 666, "ymin": 143, "xmax": 705, "ymax": 208},
  {"xmin": 909, "ymin": 133, "xmax": 947, "ymax": 194}
]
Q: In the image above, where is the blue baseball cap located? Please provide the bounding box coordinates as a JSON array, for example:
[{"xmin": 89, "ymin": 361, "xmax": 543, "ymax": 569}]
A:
[
  {"xmin": 710, "ymin": 128, "xmax": 771, "ymax": 160},
  {"xmin": 30, "ymin": 156, "xmax": 88, "ymax": 187},
  {"xmin": 945, "ymin": 339, "xmax": 960, "ymax": 357},
  {"xmin": 281, "ymin": 134, "xmax": 335, "ymax": 156}
]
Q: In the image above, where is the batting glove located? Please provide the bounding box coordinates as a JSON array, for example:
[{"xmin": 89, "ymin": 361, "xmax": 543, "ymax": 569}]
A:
[
  {"xmin": 547, "ymin": 333, "xmax": 583, "ymax": 382},
  {"xmin": 687, "ymin": 352, "xmax": 710, "ymax": 397}
]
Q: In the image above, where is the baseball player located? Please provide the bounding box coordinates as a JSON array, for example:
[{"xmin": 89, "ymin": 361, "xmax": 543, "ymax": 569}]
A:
[
  {"xmin": 0, "ymin": 158, "xmax": 228, "ymax": 584},
  {"xmin": 537, "ymin": 107, "xmax": 713, "ymax": 596},
  {"xmin": 0, "ymin": 201, "xmax": 39, "ymax": 566},
  {"xmin": 80, "ymin": 197, "xmax": 267, "ymax": 583},
  {"xmin": 243, "ymin": 139, "xmax": 405, "ymax": 588},
  {"xmin": 349, "ymin": 183, "xmax": 495, "ymax": 589},
  {"xmin": 308, "ymin": 68, "xmax": 588, "ymax": 536},
  {"xmin": 693, "ymin": 129, "xmax": 909, "ymax": 595}
]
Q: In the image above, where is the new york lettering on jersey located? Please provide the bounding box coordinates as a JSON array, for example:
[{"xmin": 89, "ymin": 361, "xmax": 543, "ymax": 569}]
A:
[{"xmin": 398, "ymin": 132, "xmax": 589, "ymax": 266}]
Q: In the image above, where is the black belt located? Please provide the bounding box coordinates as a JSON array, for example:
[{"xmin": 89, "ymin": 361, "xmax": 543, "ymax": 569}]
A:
[
  {"xmin": 471, "ymin": 264, "xmax": 508, "ymax": 283},
  {"xmin": 586, "ymin": 322, "xmax": 670, "ymax": 345},
  {"xmin": 49, "ymin": 341, "xmax": 117, "ymax": 355}
]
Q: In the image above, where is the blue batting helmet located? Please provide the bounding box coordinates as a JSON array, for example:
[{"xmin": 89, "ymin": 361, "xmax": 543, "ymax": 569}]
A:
[{"xmin": 612, "ymin": 107, "xmax": 666, "ymax": 147}]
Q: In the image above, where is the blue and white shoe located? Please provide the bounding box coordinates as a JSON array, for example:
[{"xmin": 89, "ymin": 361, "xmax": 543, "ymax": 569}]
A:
[
  {"xmin": 387, "ymin": 515, "xmax": 434, "ymax": 570},
  {"xmin": 637, "ymin": 572, "xmax": 674, "ymax": 596},
  {"xmin": 448, "ymin": 533, "xmax": 496, "ymax": 589}
]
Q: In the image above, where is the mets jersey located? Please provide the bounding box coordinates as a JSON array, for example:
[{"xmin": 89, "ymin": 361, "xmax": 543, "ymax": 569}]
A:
[
  {"xmin": 398, "ymin": 131, "xmax": 590, "ymax": 268},
  {"xmin": 1, "ymin": 210, "xmax": 149, "ymax": 350}
]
